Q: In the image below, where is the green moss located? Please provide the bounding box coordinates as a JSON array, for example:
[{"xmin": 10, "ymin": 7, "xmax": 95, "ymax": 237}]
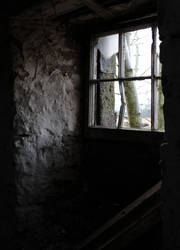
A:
[{"xmin": 124, "ymin": 69, "xmax": 141, "ymax": 129}]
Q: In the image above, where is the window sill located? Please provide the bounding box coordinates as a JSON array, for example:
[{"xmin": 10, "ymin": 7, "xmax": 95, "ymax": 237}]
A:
[{"xmin": 84, "ymin": 126, "xmax": 164, "ymax": 144}]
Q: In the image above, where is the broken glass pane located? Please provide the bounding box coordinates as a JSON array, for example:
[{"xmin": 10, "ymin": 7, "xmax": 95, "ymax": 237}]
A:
[
  {"xmin": 92, "ymin": 34, "xmax": 119, "ymax": 79},
  {"xmin": 123, "ymin": 28, "xmax": 152, "ymax": 78}
]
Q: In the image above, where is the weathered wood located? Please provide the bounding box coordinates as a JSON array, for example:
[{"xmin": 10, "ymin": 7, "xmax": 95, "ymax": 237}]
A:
[
  {"xmin": 76, "ymin": 181, "xmax": 162, "ymax": 249},
  {"xmin": 118, "ymin": 34, "xmax": 125, "ymax": 128},
  {"xmin": 82, "ymin": 0, "xmax": 114, "ymax": 19},
  {"xmin": 101, "ymin": 200, "xmax": 162, "ymax": 249},
  {"xmin": 151, "ymin": 27, "xmax": 156, "ymax": 130},
  {"xmin": 90, "ymin": 76, "xmax": 152, "ymax": 83},
  {"xmin": 118, "ymin": 82, "xmax": 126, "ymax": 128}
]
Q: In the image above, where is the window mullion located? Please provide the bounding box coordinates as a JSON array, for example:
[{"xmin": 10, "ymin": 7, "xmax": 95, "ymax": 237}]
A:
[
  {"xmin": 119, "ymin": 33, "xmax": 125, "ymax": 78},
  {"xmin": 118, "ymin": 33, "xmax": 125, "ymax": 128},
  {"xmin": 96, "ymin": 50, "xmax": 101, "ymax": 126},
  {"xmin": 151, "ymin": 26, "xmax": 157, "ymax": 131},
  {"xmin": 88, "ymin": 39, "xmax": 96, "ymax": 126}
]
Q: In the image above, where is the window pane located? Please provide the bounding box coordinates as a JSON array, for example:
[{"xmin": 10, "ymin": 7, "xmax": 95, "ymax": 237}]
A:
[
  {"xmin": 120, "ymin": 80, "xmax": 151, "ymax": 130},
  {"xmin": 155, "ymin": 28, "xmax": 162, "ymax": 77},
  {"xmin": 155, "ymin": 80, "xmax": 164, "ymax": 131},
  {"xmin": 92, "ymin": 34, "xmax": 119, "ymax": 80},
  {"xmin": 94, "ymin": 81, "xmax": 117, "ymax": 128},
  {"xmin": 94, "ymin": 80, "xmax": 151, "ymax": 130},
  {"xmin": 89, "ymin": 26, "xmax": 164, "ymax": 132},
  {"xmin": 123, "ymin": 28, "xmax": 152, "ymax": 77}
]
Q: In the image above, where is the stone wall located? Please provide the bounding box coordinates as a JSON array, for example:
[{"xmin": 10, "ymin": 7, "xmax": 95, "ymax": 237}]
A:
[{"xmin": 11, "ymin": 16, "xmax": 83, "ymax": 249}]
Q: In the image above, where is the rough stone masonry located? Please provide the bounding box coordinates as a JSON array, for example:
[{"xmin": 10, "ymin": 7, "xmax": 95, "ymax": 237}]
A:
[{"xmin": 11, "ymin": 13, "xmax": 83, "ymax": 248}]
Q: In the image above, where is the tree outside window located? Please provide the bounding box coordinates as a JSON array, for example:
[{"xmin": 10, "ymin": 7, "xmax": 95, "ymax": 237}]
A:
[{"xmin": 89, "ymin": 26, "xmax": 164, "ymax": 131}]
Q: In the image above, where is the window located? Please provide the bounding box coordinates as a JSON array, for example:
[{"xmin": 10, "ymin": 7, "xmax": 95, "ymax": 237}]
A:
[{"xmin": 88, "ymin": 25, "xmax": 164, "ymax": 131}]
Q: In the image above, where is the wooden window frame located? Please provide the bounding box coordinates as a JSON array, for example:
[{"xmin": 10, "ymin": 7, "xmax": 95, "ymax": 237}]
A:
[
  {"xmin": 88, "ymin": 24, "xmax": 162, "ymax": 127},
  {"xmin": 85, "ymin": 20, "xmax": 164, "ymax": 142}
]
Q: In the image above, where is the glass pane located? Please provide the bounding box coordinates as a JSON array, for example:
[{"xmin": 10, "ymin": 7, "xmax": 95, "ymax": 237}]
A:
[
  {"xmin": 155, "ymin": 80, "xmax": 164, "ymax": 131},
  {"xmin": 94, "ymin": 80, "xmax": 152, "ymax": 130},
  {"xmin": 92, "ymin": 34, "xmax": 119, "ymax": 80},
  {"xmin": 123, "ymin": 28, "xmax": 152, "ymax": 77},
  {"xmin": 120, "ymin": 80, "xmax": 151, "ymax": 130},
  {"xmin": 155, "ymin": 28, "xmax": 162, "ymax": 77}
]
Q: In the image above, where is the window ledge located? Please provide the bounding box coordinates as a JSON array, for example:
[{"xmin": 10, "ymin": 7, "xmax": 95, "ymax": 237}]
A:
[{"xmin": 84, "ymin": 126, "xmax": 164, "ymax": 144}]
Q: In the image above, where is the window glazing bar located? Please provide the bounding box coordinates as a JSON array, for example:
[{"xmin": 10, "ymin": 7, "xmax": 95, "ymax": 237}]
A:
[
  {"xmin": 90, "ymin": 76, "xmax": 152, "ymax": 83},
  {"xmin": 151, "ymin": 26, "xmax": 157, "ymax": 131}
]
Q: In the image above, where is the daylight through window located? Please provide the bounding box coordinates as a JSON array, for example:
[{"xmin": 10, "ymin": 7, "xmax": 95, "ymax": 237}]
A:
[{"xmin": 89, "ymin": 26, "xmax": 164, "ymax": 131}]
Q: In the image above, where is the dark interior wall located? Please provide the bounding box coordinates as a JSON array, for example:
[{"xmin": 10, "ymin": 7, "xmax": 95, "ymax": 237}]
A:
[
  {"xmin": 10, "ymin": 14, "xmax": 84, "ymax": 248},
  {"xmin": 5, "ymin": 1, "xmax": 164, "ymax": 248},
  {"xmin": 84, "ymin": 130, "xmax": 163, "ymax": 209},
  {"xmin": 0, "ymin": 20, "xmax": 15, "ymax": 248},
  {"xmin": 158, "ymin": 1, "xmax": 180, "ymax": 249}
]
